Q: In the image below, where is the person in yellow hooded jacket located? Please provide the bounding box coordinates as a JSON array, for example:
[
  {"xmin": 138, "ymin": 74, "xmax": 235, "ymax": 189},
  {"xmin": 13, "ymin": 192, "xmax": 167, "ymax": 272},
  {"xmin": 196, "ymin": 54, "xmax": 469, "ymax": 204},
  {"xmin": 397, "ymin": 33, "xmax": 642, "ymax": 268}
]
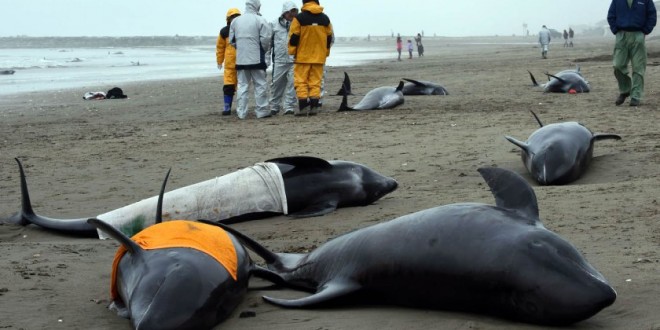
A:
[
  {"xmin": 216, "ymin": 8, "xmax": 241, "ymax": 115},
  {"xmin": 288, "ymin": 0, "xmax": 333, "ymax": 116}
]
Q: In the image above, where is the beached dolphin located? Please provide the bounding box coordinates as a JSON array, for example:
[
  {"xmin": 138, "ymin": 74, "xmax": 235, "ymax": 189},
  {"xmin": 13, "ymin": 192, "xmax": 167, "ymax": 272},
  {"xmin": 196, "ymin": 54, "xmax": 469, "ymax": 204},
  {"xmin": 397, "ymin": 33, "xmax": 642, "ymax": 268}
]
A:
[
  {"xmin": 1, "ymin": 69, "xmax": 16, "ymax": 75},
  {"xmin": 335, "ymin": 72, "xmax": 352, "ymax": 95},
  {"xmin": 505, "ymin": 111, "xmax": 621, "ymax": 185},
  {"xmin": 338, "ymin": 81, "xmax": 405, "ymax": 111},
  {"xmin": 528, "ymin": 66, "xmax": 590, "ymax": 93},
  {"xmin": 402, "ymin": 78, "xmax": 449, "ymax": 95},
  {"xmin": 2, "ymin": 156, "xmax": 398, "ymax": 238},
  {"xmin": 87, "ymin": 170, "xmax": 259, "ymax": 330},
  {"xmin": 217, "ymin": 167, "xmax": 617, "ymax": 325}
]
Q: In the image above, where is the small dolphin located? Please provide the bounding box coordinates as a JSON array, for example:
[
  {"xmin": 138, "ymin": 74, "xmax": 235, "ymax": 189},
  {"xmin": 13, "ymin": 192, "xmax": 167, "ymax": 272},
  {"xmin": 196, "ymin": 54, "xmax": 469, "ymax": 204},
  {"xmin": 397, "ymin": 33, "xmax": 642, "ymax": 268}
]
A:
[
  {"xmin": 335, "ymin": 72, "xmax": 352, "ymax": 96},
  {"xmin": 218, "ymin": 167, "xmax": 616, "ymax": 325},
  {"xmin": 338, "ymin": 81, "xmax": 405, "ymax": 111},
  {"xmin": 505, "ymin": 111, "xmax": 621, "ymax": 185},
  {"xmin": 528, "ymin": 66, "xmax": 590, "ymax": 93},
  {"xmin": 2, "ymin": 156, "xmax": 397, "ymax": 237},
  {"xmin": 402, "ymin": 78, "xmax": 449, "ymax": 95},
  {"xmin": 88, "ymin": 170, "xmax": 260, "ymax": 330}
]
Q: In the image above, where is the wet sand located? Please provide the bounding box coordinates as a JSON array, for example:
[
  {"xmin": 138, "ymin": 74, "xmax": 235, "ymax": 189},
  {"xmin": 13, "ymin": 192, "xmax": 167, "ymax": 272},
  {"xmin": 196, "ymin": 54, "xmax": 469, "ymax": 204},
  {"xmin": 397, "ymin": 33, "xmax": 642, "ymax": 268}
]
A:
[{"xmin": 1, "ymin": 36, "xmax": 659, "ymax": 329}]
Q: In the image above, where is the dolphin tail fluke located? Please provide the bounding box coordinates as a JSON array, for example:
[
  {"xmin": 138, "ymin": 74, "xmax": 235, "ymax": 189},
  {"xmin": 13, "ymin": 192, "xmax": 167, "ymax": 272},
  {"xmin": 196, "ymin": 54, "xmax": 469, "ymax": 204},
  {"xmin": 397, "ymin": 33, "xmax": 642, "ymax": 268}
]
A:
[
  {"xmin": 477, "ymin": 167, "xmax": 540, "ymax": 224},
  {"xmin": 592, "ymin": 133, "xmax": 622, "ymax": 141},
  {"xmin": 155, "ymin": 168, "xmax": 171, "ymax": 224},
  {"xmin": 1, "ymin": 158, "xmax": 35, "ymax": 225},
  {"xmin": 528, "ymin": 71, "xmax": 540, "ymax": 87},
  {"xmin": 88, "ymin": 218, "xmax": 143, "ymax": 254},
  {"xmin": 530, "ymin": 110, "xmax": 544, "ymax": 127},
  {"xmin": 336, "ymin": 72, "xmax": 352, "ymax": 95},
  {"xmin": 263, "ymin": 280, "xmax": 361, "ymax": 307},
  {"xmin": 338, "ymin": 88, "xmax": 352, "ymax": 111}
]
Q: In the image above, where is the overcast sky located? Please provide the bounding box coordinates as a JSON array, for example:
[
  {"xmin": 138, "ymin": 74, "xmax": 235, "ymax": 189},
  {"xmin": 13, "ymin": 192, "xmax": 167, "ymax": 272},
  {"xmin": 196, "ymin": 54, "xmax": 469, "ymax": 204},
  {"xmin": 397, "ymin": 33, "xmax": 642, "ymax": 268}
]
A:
[{"xmin": 1, "ymin": 0, "xmax": 611, "ymax": 38}]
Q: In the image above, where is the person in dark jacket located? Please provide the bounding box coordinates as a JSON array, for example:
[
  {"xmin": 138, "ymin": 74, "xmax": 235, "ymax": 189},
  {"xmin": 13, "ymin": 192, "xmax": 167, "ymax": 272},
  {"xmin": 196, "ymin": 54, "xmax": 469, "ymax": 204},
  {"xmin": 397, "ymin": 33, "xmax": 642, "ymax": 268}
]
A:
[{"xmin": 608, "ymin": 0, "xmax": 657, "ymax": 106}]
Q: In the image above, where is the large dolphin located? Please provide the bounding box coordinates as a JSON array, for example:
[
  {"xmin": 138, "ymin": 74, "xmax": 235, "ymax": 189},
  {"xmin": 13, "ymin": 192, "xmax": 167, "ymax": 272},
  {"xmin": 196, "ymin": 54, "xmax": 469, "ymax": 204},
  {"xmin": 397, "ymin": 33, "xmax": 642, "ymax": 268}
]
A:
[
  {"xmin": 401, "ymin": 78, "xmax": 449, "ymax": 95},
  {"xmin": 505, "ymin": 111, "xmax": 621, "ymax": 185},
  {"xmin": 528, "ymin": 66, "xmax": 590, "ymax": 93},
  {"xmin": 87, "ymin": 170, "xmax": 262, "ymax": 330},
  {"xmin": 2, "ymin": 156, "xmax": 397, "ymax": 238},
  {"xmin": 338, "ymin": 81, "xmax": 405, "ymax": 111},
  {"xmin": 218, "ymin": 167, "xmax": 617, "ymax": 326}
]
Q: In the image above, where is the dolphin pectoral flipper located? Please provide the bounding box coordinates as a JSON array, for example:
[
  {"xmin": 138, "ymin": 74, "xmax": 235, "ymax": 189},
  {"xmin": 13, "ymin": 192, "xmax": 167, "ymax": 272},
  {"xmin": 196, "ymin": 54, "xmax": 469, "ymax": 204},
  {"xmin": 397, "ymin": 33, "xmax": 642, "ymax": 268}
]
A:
[
  {"xmin": 266, "ymin": 156, "xmax": 333, "ymax": 169},
  {"xmin": 545, "ymin": 73, "xmax": 568, "ymax": 84},
  {"xmin": 263, "ymin": 280, "xmax": 361, "ymax": 307},
  {"xmin": 288, "ymin": 199, "xmax": 339, "ymax": 218},
  {"xmin": 88, "ymin": 218, "xmax": 143, "ymax": 254},
  {"xmin": 477, "ymin": 167, "xmax": 540, "ymax": 223},
  {"xmin": 592, "ymin": 133, "xmax": 622, "ymax": 141},
  {"xmin": 504, "ymin": 136, "xmax": 530, "ymax": 152},
  {"xmin": 402, "ymin": 78, "xmax": 425, "ymax": 86},
  {"xmin": 528, "ymin": 71, "xmax": 540, "ymax": 87}
]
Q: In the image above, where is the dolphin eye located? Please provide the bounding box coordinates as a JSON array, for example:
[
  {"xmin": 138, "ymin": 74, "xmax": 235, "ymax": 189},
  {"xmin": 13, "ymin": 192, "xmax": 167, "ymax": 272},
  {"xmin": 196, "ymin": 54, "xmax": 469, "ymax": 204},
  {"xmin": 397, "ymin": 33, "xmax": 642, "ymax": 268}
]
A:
[{"xmin": 530, "ymin": 240, "xmax": 544, "ymax": 248}]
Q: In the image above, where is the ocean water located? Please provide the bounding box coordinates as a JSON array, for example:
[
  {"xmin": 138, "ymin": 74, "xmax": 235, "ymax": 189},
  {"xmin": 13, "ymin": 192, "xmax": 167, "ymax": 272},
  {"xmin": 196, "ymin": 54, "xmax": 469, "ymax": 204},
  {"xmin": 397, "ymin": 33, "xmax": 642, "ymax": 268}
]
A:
[{"xmin": 0, "ymin": 44, "xmax": 390, "ymax": 96}]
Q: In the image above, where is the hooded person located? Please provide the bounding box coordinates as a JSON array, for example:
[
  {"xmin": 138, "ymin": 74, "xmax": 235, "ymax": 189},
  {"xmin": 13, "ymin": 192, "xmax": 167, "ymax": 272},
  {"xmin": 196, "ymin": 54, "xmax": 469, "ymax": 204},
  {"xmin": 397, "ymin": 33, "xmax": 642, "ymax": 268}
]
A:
[
  {"xmin": 266, "ymin": 1, "xmax": 299, "ymax": 115},
  {"xmin": 288, "ymin": 0, "xmax": 333, "ymax": 116},
  {"xmin": 216, "ymin": 8, "xmax": 241, "ymax": 115},
  {"xmin": 538, "ymin": 25, "xmax": 551, "ymax": 59},
  {"xmin": 229, "ymin": 0, "xmax": 273, "ymax": 119}
]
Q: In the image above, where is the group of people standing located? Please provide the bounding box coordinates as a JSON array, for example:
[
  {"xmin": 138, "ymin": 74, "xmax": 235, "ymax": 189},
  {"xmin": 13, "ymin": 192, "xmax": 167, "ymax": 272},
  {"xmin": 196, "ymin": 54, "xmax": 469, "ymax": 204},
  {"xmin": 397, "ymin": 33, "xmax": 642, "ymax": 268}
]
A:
[
  {"xmin": 562, "ymin": 28, "xmax": 574, "ymax": 47},
  {"xmin": 216, "ymin": 0, "xmax": 333, "ymax": 119},
  {"xmin": 396, "ymin": 33, "xmax": 424, "ymax": 61}
]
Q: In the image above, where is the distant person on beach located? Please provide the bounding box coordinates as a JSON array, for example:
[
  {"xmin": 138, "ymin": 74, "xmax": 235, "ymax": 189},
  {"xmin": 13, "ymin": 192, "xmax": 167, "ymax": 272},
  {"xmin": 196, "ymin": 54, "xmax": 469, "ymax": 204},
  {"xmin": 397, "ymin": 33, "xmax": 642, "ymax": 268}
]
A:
[
  {"xmin": 288, "ymin": 0, "xmax": 333, "ymax": 116},
  {"xmin": 415, "ymin": 33, "xmax": 424, "ymax": 57},
  {"xmin": 396, "ymin": 36, "xmax": 402, "ymax": 61},
  {"xmin": 407, "ymin": 39, "xmax": 413, "ymax": 59},
  {"xmin": 563, "ymin": 29, "xmax": 569, "ymax": 47},
  {"xmin": 267, "ymin": 1, "xmax": 299, "ymax": 115},
  {"xmin": 230, "ymin": 0, "xmax": 272, "ymax": 119},
  {"xmin": 216, "ymin": 8, "xmax": 241, "ymax": 116},
  {"xmin": 538, "ymin": 25, "xmax": 551, "ymax": 59},
  {"xmin": 608, "ymin": 0, "xmax": 657, "ymax": 107},
  {"xmin": 568, "ymin": 27, "xmax": 574, "ymax": 47}
]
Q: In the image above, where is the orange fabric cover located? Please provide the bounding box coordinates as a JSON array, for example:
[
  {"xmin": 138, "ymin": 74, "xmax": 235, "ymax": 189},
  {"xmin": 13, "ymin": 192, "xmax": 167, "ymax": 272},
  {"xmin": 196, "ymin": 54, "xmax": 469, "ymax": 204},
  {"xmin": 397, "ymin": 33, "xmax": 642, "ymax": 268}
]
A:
[{"xmin": 110, "ymin": 220, "xmax": 238, "ymax": 300}]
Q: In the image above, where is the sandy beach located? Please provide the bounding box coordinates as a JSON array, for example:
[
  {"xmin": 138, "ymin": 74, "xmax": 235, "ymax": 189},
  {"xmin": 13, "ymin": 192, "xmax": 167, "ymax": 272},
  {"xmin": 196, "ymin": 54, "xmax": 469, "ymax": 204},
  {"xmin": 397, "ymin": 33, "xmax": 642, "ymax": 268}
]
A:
[{"xmin": 1, "ymin": 36, "xmax": 659, "ymax": 329}]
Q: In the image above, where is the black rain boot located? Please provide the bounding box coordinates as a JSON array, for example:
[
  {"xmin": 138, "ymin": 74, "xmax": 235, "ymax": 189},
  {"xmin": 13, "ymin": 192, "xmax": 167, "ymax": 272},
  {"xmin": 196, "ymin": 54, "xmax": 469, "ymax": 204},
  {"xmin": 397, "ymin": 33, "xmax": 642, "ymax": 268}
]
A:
[
  {"xmin": 295, "ymin": 98, "xmax": 309, "ymax": 116},
  {"xmin": 308, "ymin": 98, "xmax": 320, "ymax": 116}
]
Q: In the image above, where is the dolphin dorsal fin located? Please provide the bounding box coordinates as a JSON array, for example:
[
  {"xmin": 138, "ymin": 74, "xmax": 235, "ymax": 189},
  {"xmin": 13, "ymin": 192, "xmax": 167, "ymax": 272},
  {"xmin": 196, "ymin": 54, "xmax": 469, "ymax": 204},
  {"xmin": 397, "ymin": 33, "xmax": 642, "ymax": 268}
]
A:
[
  {"xmin": 395, "ymin": 81, "xmax": 404, "ymax": 92},
  {"xmin": 87, "ymin": 218, "xmax": 143, "ymax": 254},
  {"xmin": 477, "ymin": 167, "xmax": 540, "ymax": 222},
  {"xmin": 530, "ymin": 110, "xmax": 544, "ymax": 127},
  {"xmin": 155, "ymin": 168, "xmax": 171, "ymax": 224}
]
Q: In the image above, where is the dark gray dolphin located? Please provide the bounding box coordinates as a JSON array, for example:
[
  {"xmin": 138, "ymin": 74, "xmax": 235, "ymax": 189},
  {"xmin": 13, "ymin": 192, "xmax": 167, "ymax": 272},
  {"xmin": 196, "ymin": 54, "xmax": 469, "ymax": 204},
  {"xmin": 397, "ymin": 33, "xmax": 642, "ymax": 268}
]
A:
[
  {"xmin": 218, "ymin": 167, "xmax": 616, "ymax": 326},
  {"xmin": 338, "ymin": 81, "xmax": 405, "ymax": 111},
  {"xmin": 402, "ymin": 78, "xmax": 449, "ymax": 95},
  {"xmin": 2, "ymin": 156, "xmax": 397, "ymax": 235},
  {"xmin": 505, "ymin": 111, "xmax": 621, "ymax": 185},
  {"xmin": 528, "ymin": 66, "xmax": 590, "ymax": 93},
  {"xmin": 86, "ymin": 170, "xmax": 260, "ymax": 330},
  {"xmin": 335, "ymin": 72, "xmax": 352, "ymax": 96}
]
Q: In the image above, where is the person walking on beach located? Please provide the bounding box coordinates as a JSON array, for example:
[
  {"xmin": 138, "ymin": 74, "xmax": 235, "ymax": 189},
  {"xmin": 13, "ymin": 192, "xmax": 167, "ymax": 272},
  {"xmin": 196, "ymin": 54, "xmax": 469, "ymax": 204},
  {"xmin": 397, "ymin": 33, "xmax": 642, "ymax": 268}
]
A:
[
  {"xmin": 563, "ymin": 29, "xmax": 569, "ymax": 47},
  {"xmin": 396, "ymin": 35, "xmax": 402, "ymax": 61},
  {"xmin": 229, "ymin": 0, "xmax": 272, "ymax": 119},
  {"xmin": 407, "ymin": 39, "xmax": 413, "ymax": 59},
  {"xmin": 216, "ymin": 8, "xmax": 241, "ymax": 116},
  {"xmin": 608, "ymin": 0, "xmax": 657, "ymax": 107},
  {"xmin": 538, "ymin": 25, "xmax": 551, "ymax": 59},
  {"xmin": 568, "ymin": 27, "xmax": 574, "ymax": 47},
  {"xmin": 267, "ymin": 1, "xmax": 299, "ymax": 115},
  {"xmin": 288, "ymin": 0, "xmax": 333, "ymax": 116},
  {"xmin": 415, "ymin": 33, "xmax": 424, "ymax": 57}
]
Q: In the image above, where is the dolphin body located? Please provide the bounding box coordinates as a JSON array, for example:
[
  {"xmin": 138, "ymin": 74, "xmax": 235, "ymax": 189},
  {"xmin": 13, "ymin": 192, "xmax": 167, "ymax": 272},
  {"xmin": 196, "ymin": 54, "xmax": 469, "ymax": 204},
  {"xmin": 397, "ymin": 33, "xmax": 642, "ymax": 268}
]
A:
[
  {"xmin": 528, "ymin": 66, "xmax": 590, "ymax": 93},
  {"xmin": 401, "ymin": 78, "xmax": 449, "ymax": 95},
  {"xmin": 218, "ymin": 167, "xmax": 616, "ymax": 326},
  {"xmin": 2, "ymin": 156, "xmax": 397, "ymax": 238},
  {"xmin": 505, "ymin": 111, "xmax": 621, "ymax": 185},
  {"xmin": 338, "ymin": 80, "xmax": 405, "ymax": 111}
]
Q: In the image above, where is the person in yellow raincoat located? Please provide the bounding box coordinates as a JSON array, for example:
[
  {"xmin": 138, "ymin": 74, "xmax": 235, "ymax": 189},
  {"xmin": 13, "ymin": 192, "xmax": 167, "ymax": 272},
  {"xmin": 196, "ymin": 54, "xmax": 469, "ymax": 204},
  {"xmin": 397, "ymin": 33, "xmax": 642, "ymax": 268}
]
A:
[
  {"xmin": 216, "ymin": 8, "xmax": 241, "ymax": 115},
  {"xmin": 288, "ymin": 0, "xmax": 333, "ymax": 116}
]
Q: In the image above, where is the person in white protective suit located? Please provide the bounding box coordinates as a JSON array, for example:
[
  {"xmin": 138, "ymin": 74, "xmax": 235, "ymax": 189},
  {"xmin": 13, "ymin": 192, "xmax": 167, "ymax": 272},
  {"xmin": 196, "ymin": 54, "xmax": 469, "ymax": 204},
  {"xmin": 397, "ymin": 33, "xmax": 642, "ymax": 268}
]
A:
[
  {"xmin": 267, "ymin": 1, "xmax": 299, "ymax": 115},
  {"xmin": 229, "ymin": 0, "xmax": 273, "ymax": 119}
]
